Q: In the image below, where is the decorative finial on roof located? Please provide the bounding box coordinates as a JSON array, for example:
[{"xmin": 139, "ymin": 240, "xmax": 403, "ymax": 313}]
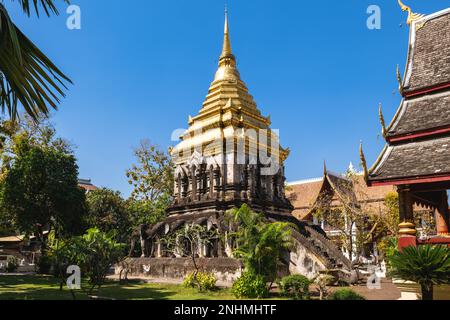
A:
[
  {"xmin": 397, "ymin": 0, "xmax": 425, "ymax": 26},
  {"xmin": 359, "ymin": 142, "xmax": 369, "ymax": 182},
  {"xmin": 323, "ymin": 160, "xmax": 328, "ymax": 176},
  {"xmin": 396, "ymin": 64, "xmax": 404, "ymax": 95},
  {"xmin": 378, "ymin": 103, "xmax": 387, "ymax": 138}
]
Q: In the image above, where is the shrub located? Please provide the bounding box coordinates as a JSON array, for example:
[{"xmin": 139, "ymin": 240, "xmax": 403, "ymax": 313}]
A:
[
  {"xmin": 6, "ymin": 256, "xmax": 19, "ymax": 273},
  {"xmin": 183, "ymin": 272, "xmax": 217, "ymax": 291},
  {"xmin": 278, "ymin": 274, "xmax": 311, "ymax": 300},
  {"xmin": 388, "ymin": 245, "xmax": 450, "ymax": 300},
  {"xmin": 232, "ymin": 272, "xmax": 269, "ymax": 299},
  {"xmin": 314, "ymin": 274, "xmax": 336, "ymax": 300},
  {"xmin": 328, "ymin": 288, "xmax": 366, "ymax": 300},
  {"xmin": 36, "ymin": 254, "xmax": 52, "ymax": 275}
]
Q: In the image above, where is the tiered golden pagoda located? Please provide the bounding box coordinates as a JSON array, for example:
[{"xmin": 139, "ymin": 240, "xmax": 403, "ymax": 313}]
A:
[{"xmin": 169, "ymin": 10, "xmax": 292, "ymax": 216}]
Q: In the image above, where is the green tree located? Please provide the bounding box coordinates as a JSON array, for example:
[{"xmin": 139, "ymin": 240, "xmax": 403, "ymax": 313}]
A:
[
  {"xmin": 384, "ymin": 192, "xmax": 400, "ymax": 235},
  {"xmin": 227, "ymin": 205, "xmax": 293, "ymax": 286},
  {"xmin": 0, "ymin": 141, "xmax": 86, "ymax": 250},
  {"xmin": 76, "ymin": 228, "xmax": 126, "ymax": 295},
  {"xmin": 0, "ymin": 0, "xmax": 71, "ymax": 121},
  {"xmin": 0, "ymin": 115, "xmax": 72, "ymax": 166},
  {"xmin": 126, "ymin": 140, "xmax": 173, "ymax": 226},
  {"xmin": 162, "ymin": 224, "xmax": 218, "ymax": 291},
  {"xmin": 49, "ymin": 228, "xmax": 126, "ymax": 297},
  {"xmin": 86, "ymin": 188, "xmax": 131, "ymax": 243},
  {"xmin": 389, "ymin": 245, "xmax": 450, "ymax": 300}
]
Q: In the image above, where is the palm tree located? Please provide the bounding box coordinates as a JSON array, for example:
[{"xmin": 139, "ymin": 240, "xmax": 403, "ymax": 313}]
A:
[
  {"xmin": 0, "ymin": 0, "xmax": 71, "ymax": 121},
  {"xmin": 226, "ymin": 204, "xmax": 294, "ymax": 284},
  {"xmin": 389, "ymin": 245, "xmax": 450, "ymax": 300}
]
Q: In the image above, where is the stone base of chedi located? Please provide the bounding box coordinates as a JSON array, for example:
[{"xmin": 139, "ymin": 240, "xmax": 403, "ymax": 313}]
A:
[{"xmin": 124, "ymin": 11, "xmax": 352, "ymax": 282}]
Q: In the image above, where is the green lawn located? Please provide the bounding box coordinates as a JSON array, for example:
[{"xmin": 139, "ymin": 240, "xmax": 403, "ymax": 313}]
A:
[{"xmin": 0, "ymin": 275, "xmax": 236, "ymax": 300}]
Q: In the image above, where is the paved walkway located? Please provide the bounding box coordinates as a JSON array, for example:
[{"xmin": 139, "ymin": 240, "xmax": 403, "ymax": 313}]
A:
[{"xmin": 349, "ymin": 279, "xmax": 401, "ymax": 300}]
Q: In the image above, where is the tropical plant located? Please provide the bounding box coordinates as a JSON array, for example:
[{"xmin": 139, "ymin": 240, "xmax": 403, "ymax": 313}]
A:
[
  {"xmin": 183, "ymin": 272, "xmax": 217, "ymax": 292},
  {"xmin": 232, "ymin": 272, "xmax": 269, "ymax": 299},
  {"xmin": 76, "ymin": 228, "xmax": 126, "ymax": 295},
  {"xmin": 47, "ymin": 228, "xmax": 125, "ymax": 297},
  {"xmin": 278, "ymin": 274, "xmax": 311, "ymax": 300},
  {"xmin": 389, "ymin": 245, "xmax": 450, "ymax": 300},
  {"xmin": 328, "ymin": 288, "xmax": 366, "ymax": 300},
  {"xmin": 0, "ymin": 0, "xmax": 72, "ymax": 121},
  {"xmin": 226, "ymin": 204, "xmax": 293, "ymax": 284}
]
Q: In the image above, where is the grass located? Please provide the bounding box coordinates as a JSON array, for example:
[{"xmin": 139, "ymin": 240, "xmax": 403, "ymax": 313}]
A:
[{"xmin": 0, "ymin": 275, "xmax": 236, "ymax": 300}]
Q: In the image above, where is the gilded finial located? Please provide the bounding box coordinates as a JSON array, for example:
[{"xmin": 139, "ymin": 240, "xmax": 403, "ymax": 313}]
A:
[
  {"xmin": 220, "ymin": 7, "xmax": 233, "ymax": 59},
  {"xmin": 396, "ymin": 64, "xmax": 404, "ymax": 95},
  {"xmin": 359, "ymin": 142, "xmax": 369, "ymax": 182},
  {"xmin": 397, "ymin": 0, "xmax": 425, "ymax": 27},
  {"xmin": 323, "ymin": 160, "xmax": 327, "ymax": 176},
  {"xmin": 378, "ymin": 103, "xmax": 387, "ymax": 138},
  {"xmin": 188, "ymin": 115, "xmax": 194, "ymax": 125}
]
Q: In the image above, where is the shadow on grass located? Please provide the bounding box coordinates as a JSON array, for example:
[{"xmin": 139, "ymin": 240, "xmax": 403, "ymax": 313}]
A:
[{"xmin": 0, "ymin": 276, "xmax": 178, "ymax": 300}]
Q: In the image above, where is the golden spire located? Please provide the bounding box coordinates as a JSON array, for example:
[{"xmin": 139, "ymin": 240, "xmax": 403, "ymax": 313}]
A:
[
  {"xmin": 398, "ymin": 0, "xmax": 424, "ymax": 26},
  {"xmin": 221, "ymin": 8, "xmax": 233, "ymax": 58},
  {"xmin": 214, "ymin": 7, "xmax": 240, "ymax": 81}
]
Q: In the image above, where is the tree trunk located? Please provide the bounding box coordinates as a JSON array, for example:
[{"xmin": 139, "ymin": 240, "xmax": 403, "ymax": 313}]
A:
[
  {"xmin": 191, "ymin": 243, "xmax": 201, "ymax": 291},
  {"xmin": 421, "ymin": 284, "xmax": 433, "ymax": 301}
]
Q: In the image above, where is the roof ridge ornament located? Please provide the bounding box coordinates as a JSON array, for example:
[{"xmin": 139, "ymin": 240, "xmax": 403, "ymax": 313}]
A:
[
  {"xmin": 398, "ymin": 0, "xmax": 425, "ymax": 28},
  {"xmin": 396, "ymin": 64, "xmax": 404, "ymax": 95},
  {"xmin": 378, "ymin": 103, "xmax": 387, "ymax": 138},
  {"xmin": 359, "ymin": 142, "xmax": 369, "ymax": 183}
]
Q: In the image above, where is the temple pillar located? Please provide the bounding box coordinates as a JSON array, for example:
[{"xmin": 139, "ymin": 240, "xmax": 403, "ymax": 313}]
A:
[
  {"xmin": 190, "ymin": 170, "xmax": 196, "ymax": 202},
  {"xmin": 156, "ymin": 239, "xmax": 163, "ymax": 258},
  {"xmin": 176, "ymin": 175, "xmax": 182, "ymax": 202},
  {"xmin": 213, "ymin": 167, "xmax": 221, "ymax": 198},
  {"xmin": 435, "ymin": 191, "xmax": 450, "ymax": 236},
  {"xmin": 182, "ymin": 175, "xmax": 188, "ymax": 198},
  {"xmin": 398, "ymin": 187, "xmax": 417, "ymax": 250}
]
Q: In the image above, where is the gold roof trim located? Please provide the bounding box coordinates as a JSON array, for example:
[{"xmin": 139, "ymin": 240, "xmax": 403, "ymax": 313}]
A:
[{"xmin": 398, "ymin": 0, "xmax": 425, "ymax": 28}]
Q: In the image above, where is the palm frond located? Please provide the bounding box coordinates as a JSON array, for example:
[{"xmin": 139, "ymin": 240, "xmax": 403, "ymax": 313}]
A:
[
  {"xmin": 14, "ymin": 0, "xmax": 70, "ymax": 17},
  {"xmin": 0, "ymin": 3, "xmax": 72, "ymax": 121}
]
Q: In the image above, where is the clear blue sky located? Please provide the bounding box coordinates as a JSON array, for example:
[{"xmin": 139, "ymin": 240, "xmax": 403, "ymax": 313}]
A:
[{"xmin": 7, "ymin": 0, "xmax": 448, "ymax": 196}]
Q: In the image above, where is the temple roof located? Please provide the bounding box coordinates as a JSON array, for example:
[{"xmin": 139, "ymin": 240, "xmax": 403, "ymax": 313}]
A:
[
  {"xmin": 403, "ymin": 9, "xmax": 450, "ymax": 94},
  {"xmin": 287, "ymin": 171, "xmax": 394, "ymax": 220},
  {"xmin": 366, "ymin": 6, "xmax": 450, "ymax": 185},
  {"xmin": 369, "ymin": 136, "xmax": 450, "ymax": 183},
  {"xmin": 386, "ymin": 91, "xmax": 450, "ymax": 138}
]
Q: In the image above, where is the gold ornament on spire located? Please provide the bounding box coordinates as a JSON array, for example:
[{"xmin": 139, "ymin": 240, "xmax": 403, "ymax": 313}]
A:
[{"xmin": 397, "ymin": 0, "xmax": 425, "ymax": 27}]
